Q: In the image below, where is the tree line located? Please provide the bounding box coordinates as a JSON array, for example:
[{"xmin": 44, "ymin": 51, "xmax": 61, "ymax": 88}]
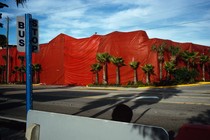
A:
[
  {"xmin": 0, "ymin": 55, "xmax": 41, "ymax": 84},
  {"xmin": 90, "ymin": 42, "xmax": 210, "ymax": 86}
]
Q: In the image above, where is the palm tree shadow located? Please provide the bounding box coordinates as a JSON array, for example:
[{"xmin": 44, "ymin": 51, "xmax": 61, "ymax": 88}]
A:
[
  {"xmin": 130, "ymin": 87, "xmax": 182, "ymax": 139},
  {"xmin": 72, "ymin": 94, "xmax": 135, "ymax": 116},
  {"xmin": 188, "ymin": 110, "xmax": 210, "ymax": 125},
  {"xmin": 132, "ymin": 123, "xmax": 169, "ymax": 140},
  {"xmin": 73, "ymin": 87, "xmax": 182, "ymax": 121},
  {"xmin": 70, "ymin": 87, "xmax": 182, "ymax": 139},
  {"xmin": 130, "ymin": 87, "xmax": 181, "ymax": 109},
  {"xmin": 133, "ymin": 108, "xmax": 151, "ymax": 123}
]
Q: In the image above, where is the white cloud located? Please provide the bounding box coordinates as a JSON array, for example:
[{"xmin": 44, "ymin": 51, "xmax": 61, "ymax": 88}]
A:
[
  {"xmin": 1, "ymin": 0, "xmax": 210, "ymax": 46},
  {"xmin": 147, "ymin": 27, "xmax": 210, "ymax": 46}
]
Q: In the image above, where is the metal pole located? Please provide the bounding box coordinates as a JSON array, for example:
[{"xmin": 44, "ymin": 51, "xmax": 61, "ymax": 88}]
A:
[
  {"xmin": 25, "ymin": 14, "xmax": 33, "ymax": 113},
  {"xmin": 6, "ymin": 16, "xmax": 9, "ymax": 84}
]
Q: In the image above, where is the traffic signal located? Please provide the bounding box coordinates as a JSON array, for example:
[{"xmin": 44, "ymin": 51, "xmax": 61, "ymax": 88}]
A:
[{"xmin": 0, "ymin": 13, "xmax": 3, "ymax": 28}]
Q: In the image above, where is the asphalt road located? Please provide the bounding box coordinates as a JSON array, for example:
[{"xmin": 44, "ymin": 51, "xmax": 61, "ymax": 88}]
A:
[{"xmin": 0, "ymin": 84, "xmax": 210, "ymax": 139}]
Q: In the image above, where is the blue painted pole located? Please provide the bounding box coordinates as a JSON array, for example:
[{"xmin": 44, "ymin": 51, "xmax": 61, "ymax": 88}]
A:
[{"xmin": 25, "ymin": 14, "xmax": 33, "ymax": 113}]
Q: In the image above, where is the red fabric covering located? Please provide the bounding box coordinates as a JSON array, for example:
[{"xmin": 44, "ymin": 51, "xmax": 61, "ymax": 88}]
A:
[
  {"xmin": 175, "ymin": 124, "xmax": 210, "ymax": 140},
  {"xmin": 0, "ymin": 30, "xmax": 210, "ymax": 85}
]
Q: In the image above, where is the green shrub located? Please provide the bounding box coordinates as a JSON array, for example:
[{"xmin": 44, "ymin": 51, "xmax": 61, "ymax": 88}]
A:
[
  {"xmin": 125, "ymin": 81, "xmax": 146, "ymax": 87},
  {"xmin": 153, "ymin": 80, "xmax": 176, "ymax": 86},
  {"xmin": 172, "ymin": 67, "xmax": 199, "ymax": 84}
]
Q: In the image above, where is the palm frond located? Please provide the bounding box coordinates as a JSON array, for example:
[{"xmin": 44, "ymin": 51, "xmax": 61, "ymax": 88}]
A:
[
  {"xmin": 110, "ymin": 56, "xmax": 125, "ymax": 67},
  {"xmin": 16, "ymin": 0, "xmax": 27, "ymax": 7},
  {"xmin": 129, "ymin": 61, "xmax": 139, "ymax": 69}
]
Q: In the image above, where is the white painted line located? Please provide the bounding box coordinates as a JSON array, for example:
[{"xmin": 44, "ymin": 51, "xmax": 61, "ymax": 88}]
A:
[
  {"xmin": 132, "ymin": 96, "xmax": 160, "ymax": 101},
  {"xmin": 159, "ymin": 101, "xmax": 210, "ymax": 106},
  {"xmin": 0, "ymin": 116, "xmax": 26, "ymax": 123},
  {"xmin": 134, "ymin": 96, "xmax": 160, "ymax": 100}
]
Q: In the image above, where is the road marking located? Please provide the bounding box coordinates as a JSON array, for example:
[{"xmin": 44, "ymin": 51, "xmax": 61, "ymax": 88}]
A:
[
  {"xmin": 132, "ymin": 96, "xmax": 159, "ymax": 101},
  {"xmin": 174, "ymin": 96, "xmax": 210, "ymax": 99},
  {"xmin": 159, "ymin": 101, "xmax": 210, "ymax": 106},
  {"xmin": 84, "ymin": 95, "xmax": 210, "ymax": 106},
  {"xmin": 0, "ymin": 116, "xmax": 26, "ymax": 123}
]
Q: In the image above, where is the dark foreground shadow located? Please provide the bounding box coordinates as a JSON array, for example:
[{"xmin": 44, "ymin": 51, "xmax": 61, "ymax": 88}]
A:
[
  {"xmin": 74, "ymin": 87, "xmax": 182, "ymax": 118},
  {"xmin": 188, "ymin": 109, "xmax": 210, "ymax": 125},
  {"xmin": 0, "ymin": 119, "xmax": 25, "ymax": 140}
]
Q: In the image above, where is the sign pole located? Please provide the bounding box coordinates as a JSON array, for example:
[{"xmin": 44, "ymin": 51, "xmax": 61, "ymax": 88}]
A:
[{"xmin": 25, "ymin": 13, "xmax": 33, "ymax": 113}]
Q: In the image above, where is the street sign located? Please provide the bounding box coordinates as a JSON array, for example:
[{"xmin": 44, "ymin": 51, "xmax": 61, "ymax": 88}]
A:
[
  {"xmin": 16, "ymin": 16, "xmax": 39, "ymax": 53},
  {"xmin": 16, "ymin": 16, "xmax": 25, "ymax": 52},
  {"xmin": 31, "ymin": 19, "xmax": 39, "ymax": 52},
  {"xmin": 16, "ymin": 14, "xmax": 39, "ymax": 114}
]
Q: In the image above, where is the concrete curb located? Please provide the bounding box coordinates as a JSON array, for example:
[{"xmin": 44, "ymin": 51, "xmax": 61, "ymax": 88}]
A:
[{"xmin": 85, "ymin": 82, "xmax": 210, "ymax": 90}]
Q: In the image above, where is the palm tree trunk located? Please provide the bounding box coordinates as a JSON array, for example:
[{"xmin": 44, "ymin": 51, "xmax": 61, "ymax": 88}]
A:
[
  {"xmin": 116, "ymin": 66, "xmax": 120, "ymax": 85},
  {"xmin": 21, "ymin": 73, "xmax": 24, "ymax": 83},
  {"xmin": 34, "ymin": 72, "xmax": 37, "ymax": 84},
  {"xmin": 14, "ymin": 72, "xmax": 17, "ymax": 83},
  {"xmin": 202, "ymin": 64, "xmax": 205, "ymax": 81},
  {"xmin": 95, "ymin": 72, "xmax": 99, "ymax": 84},
  {"xmin": 2, "ymin": 70, "xmax": 5, "ymax": 83},
  {"xmin": 166, "ymin": 71, "xmax": 170, "ymax": 80},
  {"xmin": 146, "ymin": 73, "xmax": 149, "ymax": 84},
  {"xmin": 37, "ymin": 72, "xmax": 40, "ymax": 83},
  {"xmin": 19, "ymin": 73, "xmax": 22, "ymax": 83},
  {"xmin": 17, "ymin": 72, "xmax": 20, "ymax": 83},
  {"xmin": 0, "ymin": 75, "xmax": 1, "ymax": 83},
  {"xmin": 103, "ymin": 63, "xmax": 108, "ymax": 85},
  {"xmin": 134, "ymin": 69, "xmax": 137, "ymax": 84},
  {"xmin": 187, "ymin": 61, "xmax": 190, "ymax": 70},
  {"xmin": 159, "ymin": 62, "xmax": 163, "ymax": 81}
]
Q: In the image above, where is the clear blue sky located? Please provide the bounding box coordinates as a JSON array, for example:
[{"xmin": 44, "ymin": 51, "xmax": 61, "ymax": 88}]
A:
[{"xmin": 1, "ymin": 0, "xmax": 210, "ymax": 46}]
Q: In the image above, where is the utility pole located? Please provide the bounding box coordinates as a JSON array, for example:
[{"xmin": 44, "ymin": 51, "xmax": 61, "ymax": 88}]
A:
[{"xmin": 6, "ymin": 16, "xmax": 10, "ymax": 84}]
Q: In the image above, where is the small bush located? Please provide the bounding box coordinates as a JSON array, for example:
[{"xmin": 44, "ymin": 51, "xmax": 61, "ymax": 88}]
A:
[
  {"xmin": 172, "ymin": 67, "xmax": 199, "ymax": 84},
  {"xmin": 153, "ymin": 80, "xmax": 176, "ymax": 86},
  {"xmin": 125, "ymin": 81, "xmax": 146, "ymax": 87}
]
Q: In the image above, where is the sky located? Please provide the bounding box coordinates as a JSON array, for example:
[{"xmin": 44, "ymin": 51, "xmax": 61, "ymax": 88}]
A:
[{"xmin": 0, "ymin": 0, "xmax": 210, "ymax": 46}]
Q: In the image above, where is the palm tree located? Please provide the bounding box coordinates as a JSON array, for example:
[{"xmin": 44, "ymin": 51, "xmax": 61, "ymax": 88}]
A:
[
  {"xmin": 110, "ymin": 56, "xmax": 125, "ymax": 85},
  {"xmin": 15, "ymin": 0, "xmax": 27, "ymax": 6},
  {"xmin": 2, "ymin": 55, "xmax": 7, "ymax": 64},
  {"xmin": 199, "ymin": 54, "xmax": 209, "ymax": 81},
  {"xmin": 152, "ymin": 42, "xmax": 166, "ymax": 81},
  {"xmin": 168, "ymin": 45, "xmax": 180, "ymax": 63},
  {"xmin": 181, "ymin": 51, "xmax": 198, "ymax": 70},
  {"xmin": 11, "ymin": 70, "xmax": 16, "ymax": 83},
  {"xmin": 33, "ymin": 64, "xmax": 42, "ymax": 84},
  {"xmin": 18, "ymin": 55, "xmax": 25, "ymax": 66},
  {"xmin": 96, "ymin": 53, "xmax": 111, "ymax": 85},
  {"xmin": 0, "ymin": 35, "xmax": 7, "ymax": 46},
  {"xmin": 129, "ymin": 61, "xmax": 140, "ymax": 84},
  {"xmin": 18, "ymin": 55, "xmax": 25, "ymax": 83},
  {"xmin": 0, "ymin": 0, "xmax": 27, "ymax": 7},
  {"xmin": 0, "ymin": 65, "xmax": 6, "ymax": 83},
  {"xmin": 1, "ymin": 55, "xmax": 7, "ymax": 83},
  {"xmin": 0, "ymin": 65, "xmax": 3, "ymax": 83},
  {"xmin": 19, "ymin": 65, "xmax": 25, "ymax": 83},
  {"xmin": 141, "ymin": 64, "xmax": 154, "ymax": 84},
  {"xmin": 90, "ymin": 63, "xmax": 102, "ymax": 84},
  {"xmin": 14, "ymin": 66, "xmax": 20, "ymax": 83},
  {"xmin": 164, "ymin": 61, "xmax": 176, "ymax": 80}
]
